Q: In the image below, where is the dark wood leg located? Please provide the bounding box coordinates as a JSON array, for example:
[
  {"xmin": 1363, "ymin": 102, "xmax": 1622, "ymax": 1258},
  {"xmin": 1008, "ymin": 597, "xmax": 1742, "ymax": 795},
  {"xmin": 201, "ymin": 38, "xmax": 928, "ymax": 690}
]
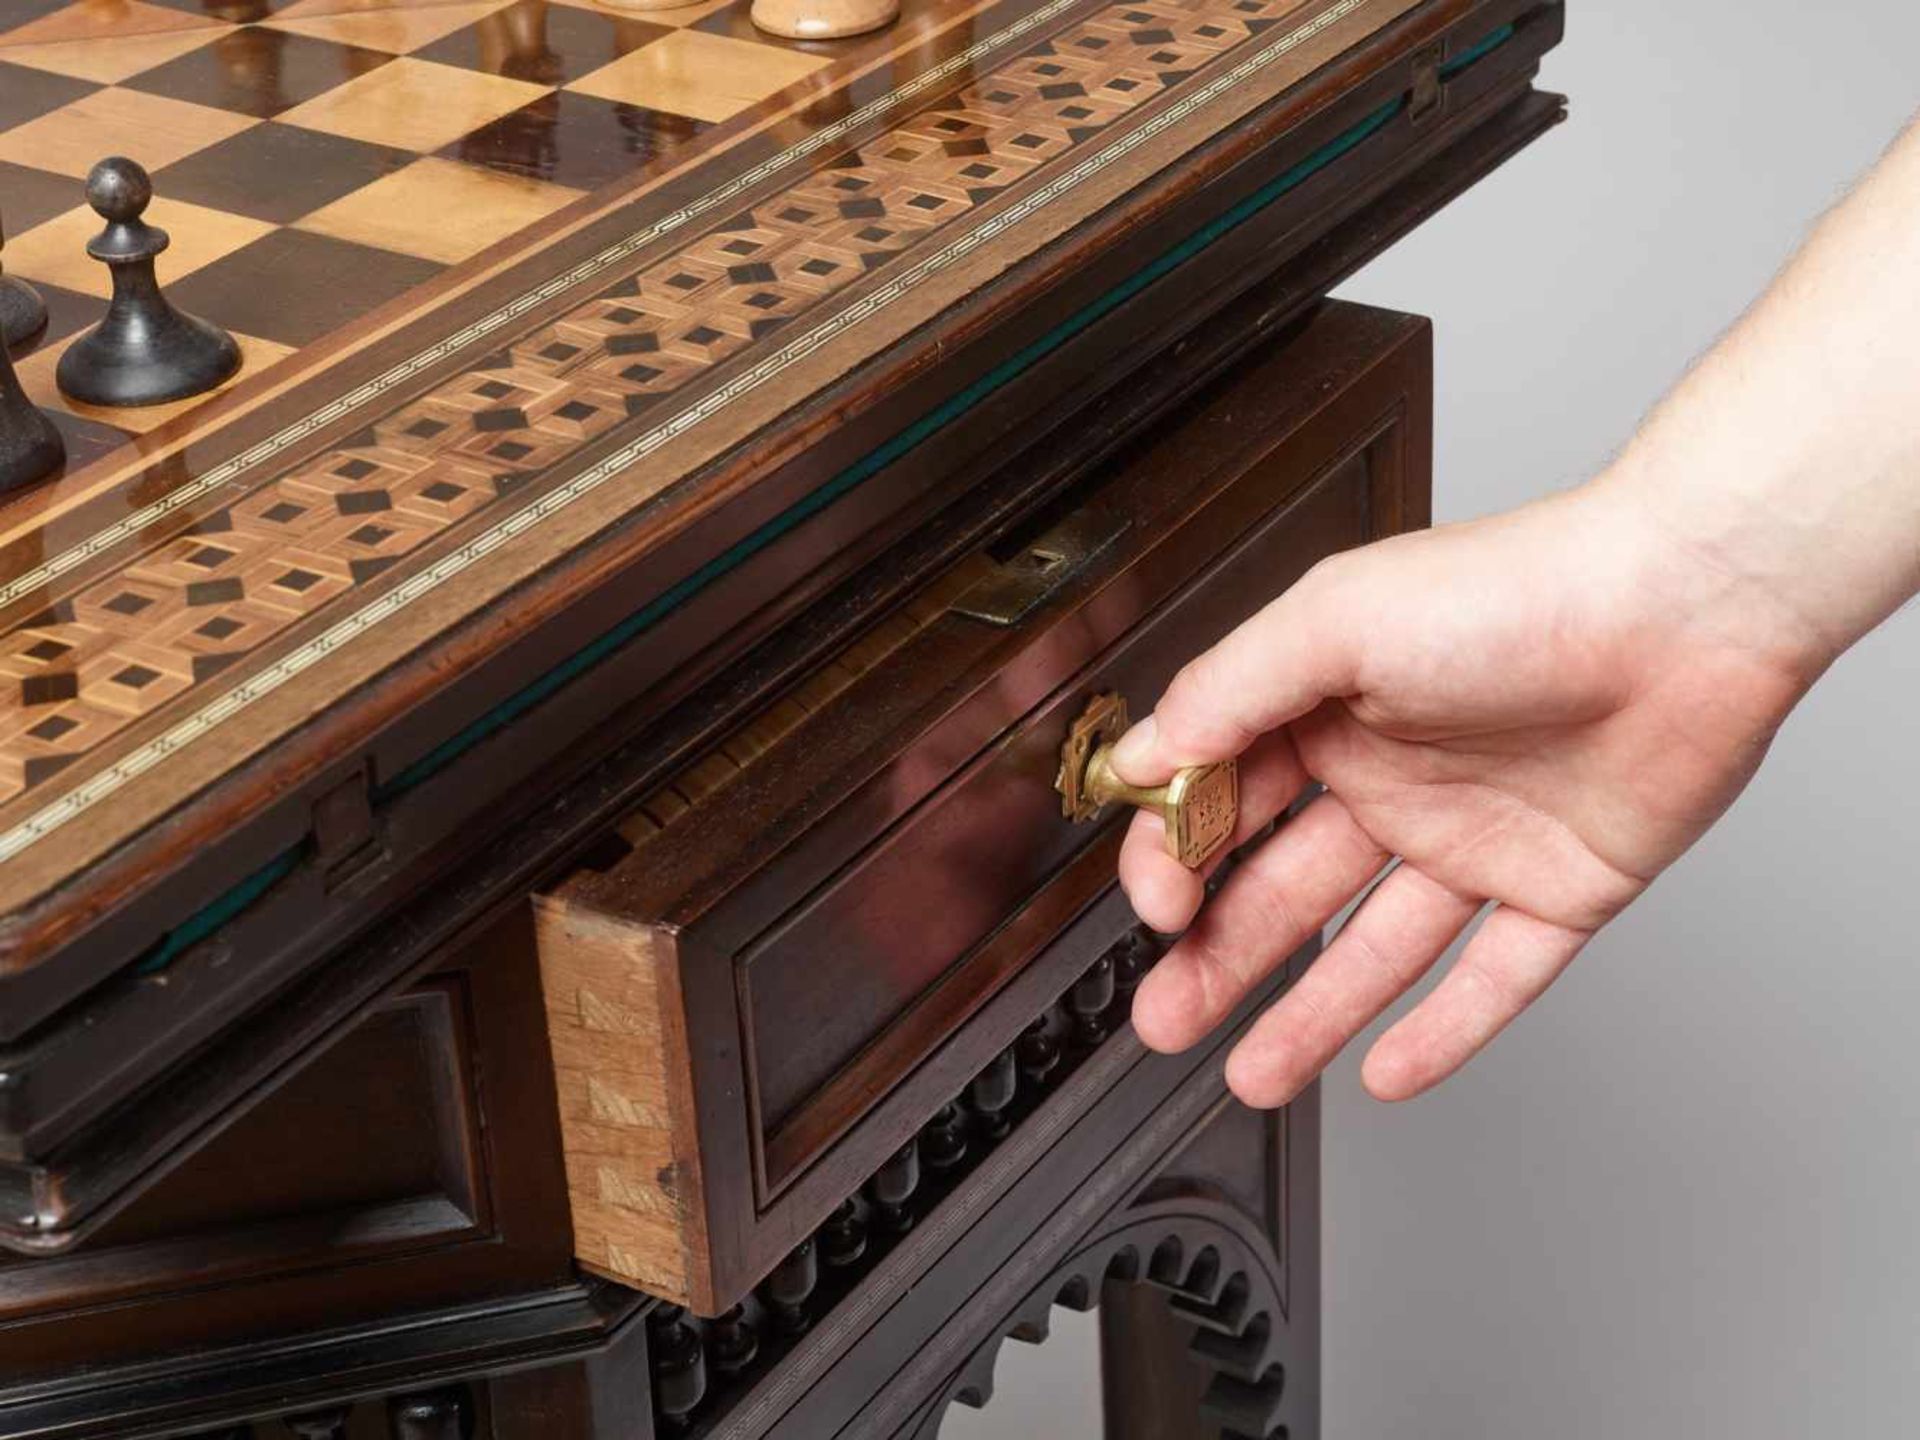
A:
[{"xmin": 1098, "ymin": 1279, "xmax": 1212, "ymax": 1440}]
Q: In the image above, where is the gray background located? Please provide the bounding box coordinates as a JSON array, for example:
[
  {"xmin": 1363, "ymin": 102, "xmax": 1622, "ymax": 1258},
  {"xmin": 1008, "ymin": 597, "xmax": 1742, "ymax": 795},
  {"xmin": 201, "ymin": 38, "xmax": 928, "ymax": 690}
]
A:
[{"xmin": 947, "ymin": 1, "xmax": 1920, "ymax": 1433}]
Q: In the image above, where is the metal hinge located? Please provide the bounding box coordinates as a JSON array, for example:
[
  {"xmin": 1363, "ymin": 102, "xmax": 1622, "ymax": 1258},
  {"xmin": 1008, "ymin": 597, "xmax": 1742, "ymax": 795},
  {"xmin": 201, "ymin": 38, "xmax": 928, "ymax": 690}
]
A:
[
  {"xmin": 1409, "ymin": 42, "xmax": 1445, "ymax": 127},
  {"xmin": 311, "ymin": 762, "xmax": 383, "ymax": 891}
]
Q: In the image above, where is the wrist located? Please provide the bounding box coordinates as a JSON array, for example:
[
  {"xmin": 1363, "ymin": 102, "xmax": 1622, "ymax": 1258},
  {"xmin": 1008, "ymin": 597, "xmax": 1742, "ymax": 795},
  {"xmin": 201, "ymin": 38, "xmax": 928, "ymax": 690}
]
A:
[{"xmin": 1583, "ymin": 450, "xmax": 1848, "ymax": 693}]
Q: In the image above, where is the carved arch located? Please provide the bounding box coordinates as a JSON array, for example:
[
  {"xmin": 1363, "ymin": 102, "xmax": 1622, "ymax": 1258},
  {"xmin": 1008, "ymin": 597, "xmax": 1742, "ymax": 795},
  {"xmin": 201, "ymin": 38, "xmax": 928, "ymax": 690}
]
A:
[{"xmin": 898, "ymin": 1194, "xmax": 1296, "ymax": 1440}]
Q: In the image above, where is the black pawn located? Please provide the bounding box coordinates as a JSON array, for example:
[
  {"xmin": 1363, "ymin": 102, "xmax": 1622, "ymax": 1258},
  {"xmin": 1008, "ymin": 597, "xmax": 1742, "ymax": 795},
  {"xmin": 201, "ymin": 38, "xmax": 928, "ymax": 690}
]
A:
[
  {"xmin": 1, "ymin": 207, "xmax": 48, "ymax": 354},
  {"xmin": 0, "ymin": 338, "xmax": 64, "ymax": 495},
  {"xmin": 57, "ymin": 157, "xmax": 240, "ymax": 408}
]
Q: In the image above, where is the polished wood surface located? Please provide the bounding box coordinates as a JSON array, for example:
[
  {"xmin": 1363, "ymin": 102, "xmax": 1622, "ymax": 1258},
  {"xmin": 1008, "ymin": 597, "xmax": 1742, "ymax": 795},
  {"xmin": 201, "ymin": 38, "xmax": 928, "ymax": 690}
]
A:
[
  {"xmin": 0, "ymin": 904, "xmax": 577, "ymax": 1377},
  {"xmin": 0, "ymin": 0, "xmax": 1472, "ymax": 1002},
  {"xmin": 0, "ymin": 0, "xmax": 1565, "ymax": 1428},
  {"xmin": 533, "ymin": 300, "xmax": 1429, "ymax": 1312}
]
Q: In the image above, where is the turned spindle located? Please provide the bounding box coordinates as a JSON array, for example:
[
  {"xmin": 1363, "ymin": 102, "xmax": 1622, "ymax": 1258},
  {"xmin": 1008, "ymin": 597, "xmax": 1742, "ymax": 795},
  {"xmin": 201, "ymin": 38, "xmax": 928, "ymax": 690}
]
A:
[
  {"xmin": 1017, "ymin": 1015, "xmax": 1061, "ymax": 1088},
  {"xmin": 286, "ymin": 1409, "xmax": 351, "ymax": 1440},
  {"xmin": 706, "ymin": 1303, "xmax": 760, "ymax": 1377},
  {"xmin": 761, "ymin": 1237, "xmax": 819, "ymax": 1335},
  {"xmin": 921, "ymin": 1102, "xmax": 969, "ymax": 1173},
  {"xmin": 868, "ymin": 1137, "xmax": 920, "ymax": 1235},
  {"xmin": 818, "ymin": 1198, "xmax": 869, "ymax": 1268},
  {"xmin": 968, "ymin": 1046, "xmax": 1018, "ymax": 1141},
  {"xmin": 1110, "ymin": 929, "xmax": 1158, "ymax": 1000},
  {"xmin": 1068, "ymin": 954, "xmax": 1116, "ymax": 1050},
  {"xmin": 648, "ymin": 1306, "xmax": 708, "ymax": 1428},
  {"xmin": 388, "ymin": 1389, "xmax": 469, "ymax": 1440}
]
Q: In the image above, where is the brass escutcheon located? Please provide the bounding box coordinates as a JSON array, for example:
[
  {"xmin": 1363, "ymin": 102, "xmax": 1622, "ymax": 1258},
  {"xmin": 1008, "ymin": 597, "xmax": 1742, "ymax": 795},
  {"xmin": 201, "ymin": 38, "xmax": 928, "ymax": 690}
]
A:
[{"xmin": 1055, "ymin": 693, "xmax": 1238, "ymax": 870}]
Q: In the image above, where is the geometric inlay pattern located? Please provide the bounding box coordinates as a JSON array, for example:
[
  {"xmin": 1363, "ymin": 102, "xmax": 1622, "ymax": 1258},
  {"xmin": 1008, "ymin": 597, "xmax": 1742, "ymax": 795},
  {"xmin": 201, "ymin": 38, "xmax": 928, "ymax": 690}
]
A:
[{"xmin": 0, "ymin": 0, "xmax": 1354, "ymax": 854}]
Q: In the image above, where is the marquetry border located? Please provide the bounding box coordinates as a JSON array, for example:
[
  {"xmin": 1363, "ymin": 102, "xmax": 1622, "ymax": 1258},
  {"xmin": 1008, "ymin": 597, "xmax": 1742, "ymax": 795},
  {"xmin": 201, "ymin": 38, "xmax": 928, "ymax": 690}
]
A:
[
  {"xmin": 0, "ymin": 0, "xmax": 1401, "ymax": 885},
  {"xmin": 0, "ymin": 0, "xmax": 1090, "ymax": 619}
]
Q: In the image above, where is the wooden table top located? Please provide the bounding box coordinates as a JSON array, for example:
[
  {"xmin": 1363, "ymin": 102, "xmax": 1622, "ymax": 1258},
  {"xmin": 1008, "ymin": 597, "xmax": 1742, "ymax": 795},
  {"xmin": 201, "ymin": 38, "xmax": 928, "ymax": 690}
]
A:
[{"xmin": 0, "ymin": 0, "xmax": 1419, "ymax": 971}]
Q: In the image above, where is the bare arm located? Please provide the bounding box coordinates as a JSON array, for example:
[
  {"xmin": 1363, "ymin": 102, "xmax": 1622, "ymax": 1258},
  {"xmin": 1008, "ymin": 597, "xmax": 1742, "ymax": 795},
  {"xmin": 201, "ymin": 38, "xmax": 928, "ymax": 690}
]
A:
[{"xmin": 1110, "ymin": 115, "xmax": 1920, "ymax": 1107}]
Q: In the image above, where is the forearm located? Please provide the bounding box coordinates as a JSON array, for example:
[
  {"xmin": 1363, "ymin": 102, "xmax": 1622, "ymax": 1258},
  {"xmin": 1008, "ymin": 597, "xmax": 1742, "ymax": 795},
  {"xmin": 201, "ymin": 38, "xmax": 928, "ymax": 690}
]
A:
[{"xmin": 1595, "ymin": 112, "xmax": 1920, "ymax": 674}]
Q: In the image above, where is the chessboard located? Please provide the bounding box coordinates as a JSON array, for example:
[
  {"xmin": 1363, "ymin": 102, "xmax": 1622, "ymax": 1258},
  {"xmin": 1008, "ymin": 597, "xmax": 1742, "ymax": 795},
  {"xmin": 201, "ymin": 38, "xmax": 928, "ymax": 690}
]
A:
[{"xmin": 0, "ymin": 0, "xmax": 848, "ymax": 469}]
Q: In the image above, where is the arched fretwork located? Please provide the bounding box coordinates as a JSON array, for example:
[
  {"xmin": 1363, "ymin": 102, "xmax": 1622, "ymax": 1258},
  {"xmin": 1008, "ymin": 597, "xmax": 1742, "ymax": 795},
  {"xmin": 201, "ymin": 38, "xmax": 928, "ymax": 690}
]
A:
[{"xmin": 896, "ymin": 1194, "xmax": 1298, "ymax": 1440}]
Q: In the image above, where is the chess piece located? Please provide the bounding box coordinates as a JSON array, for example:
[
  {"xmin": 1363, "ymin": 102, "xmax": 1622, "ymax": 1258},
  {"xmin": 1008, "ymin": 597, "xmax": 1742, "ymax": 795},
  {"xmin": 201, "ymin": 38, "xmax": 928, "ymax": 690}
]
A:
[
  {"xmin": 0, "ymin": 338, "xmax": 64, "ymax": 495},
  {"xmin": 750, "ymin": 0, "xmax": 898, "ymax": 40},
  {"xmin": 56, "ymin": 157, "xmax": 241, "ymax": 409},
  {"xmin": 1, "ymin": 208, "xmax": 48, "ymax": 353}
]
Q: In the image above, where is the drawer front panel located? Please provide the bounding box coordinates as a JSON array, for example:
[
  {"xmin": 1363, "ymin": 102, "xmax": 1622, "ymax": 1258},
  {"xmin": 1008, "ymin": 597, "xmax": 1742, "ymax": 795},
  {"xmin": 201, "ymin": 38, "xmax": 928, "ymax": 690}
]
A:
[
  {"xmin": 0, "ymin": 914, "xmax": 574, "ymax": 1372},
  {"xmin": 745, "ymin": 448, "xmax": 1373, "ymax": 1162},
  {"xmin": 534, "ymin": 301, "xmax": 1432, "ymax": 1313}
]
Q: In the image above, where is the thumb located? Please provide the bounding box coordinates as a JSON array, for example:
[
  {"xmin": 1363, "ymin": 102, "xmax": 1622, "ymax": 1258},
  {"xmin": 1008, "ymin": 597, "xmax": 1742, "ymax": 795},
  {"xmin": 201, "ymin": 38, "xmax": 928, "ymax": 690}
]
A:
[{"xmin": 1109, "ymin": 559, "xmax": 1357, "ymax": 783}]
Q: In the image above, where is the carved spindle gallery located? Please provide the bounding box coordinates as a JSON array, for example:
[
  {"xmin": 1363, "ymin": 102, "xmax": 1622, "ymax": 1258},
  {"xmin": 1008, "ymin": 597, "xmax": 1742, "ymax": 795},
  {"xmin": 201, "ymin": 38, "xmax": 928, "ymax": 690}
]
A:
[
  {"xmin": 706, "ymin": 1303, "xmax": 760, "ymax": 1377},
  {"xmin": 648, "ymin": 1306, "xmax": 709, "ymax": 1428},
  {"xmin": 968, "ymin": 1046, "xmax": 1018, "ymax": 1141},
  {"xmin": 286, "ymin": 1409, "xmax": 352, "ymax": 1440},
  {"xmin": 921, "ymin": 1102, "xmax": 969, "ymax": 1173},
  {"xmin": 761, "ymin": 1237, "xmax": 819, "ymax": 1335},
  {"xmin": 1017, "ymin": 1014, "xmax": 1062, "ymax": 1087},
  {"xmin": 868, "ymin": 1137, "xmax": 921, "ymax": 1234},
  {"xmin": 818, "ymin": 1198, "xmax": 869, "ymax": 1268},
  {"xmin": 1068, "ymin": 954, "xmax": 1117, "ymax": 1050}
]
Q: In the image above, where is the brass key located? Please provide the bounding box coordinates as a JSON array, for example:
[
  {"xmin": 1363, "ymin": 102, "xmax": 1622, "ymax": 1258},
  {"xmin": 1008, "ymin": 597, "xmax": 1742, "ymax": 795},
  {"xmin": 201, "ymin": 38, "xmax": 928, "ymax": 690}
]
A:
[{"xmin": 1055, "ymin": 693, "xmax": 1238, "ymax": 870}]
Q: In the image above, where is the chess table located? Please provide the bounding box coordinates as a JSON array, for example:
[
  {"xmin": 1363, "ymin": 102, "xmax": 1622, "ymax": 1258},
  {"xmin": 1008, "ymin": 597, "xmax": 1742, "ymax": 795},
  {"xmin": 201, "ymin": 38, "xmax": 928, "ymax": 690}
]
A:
[{"xmin": 0, "ymin": 0, "xmax": 1564, "ymax": 1435}]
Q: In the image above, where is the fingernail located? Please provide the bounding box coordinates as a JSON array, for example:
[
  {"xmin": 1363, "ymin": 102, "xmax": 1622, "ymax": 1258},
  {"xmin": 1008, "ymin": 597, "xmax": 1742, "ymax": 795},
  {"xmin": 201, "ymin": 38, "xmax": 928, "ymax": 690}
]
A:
[{"xmin": 1109, "ymin": 714, "xmax": 1157, "ymax": 772}]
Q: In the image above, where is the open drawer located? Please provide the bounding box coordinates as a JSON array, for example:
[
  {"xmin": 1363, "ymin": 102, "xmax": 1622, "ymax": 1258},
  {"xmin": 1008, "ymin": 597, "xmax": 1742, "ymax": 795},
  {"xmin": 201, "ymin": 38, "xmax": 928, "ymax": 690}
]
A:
[{"xmin": 533, "ymin": 300, "xmax": 1432, "ymax": 1314}]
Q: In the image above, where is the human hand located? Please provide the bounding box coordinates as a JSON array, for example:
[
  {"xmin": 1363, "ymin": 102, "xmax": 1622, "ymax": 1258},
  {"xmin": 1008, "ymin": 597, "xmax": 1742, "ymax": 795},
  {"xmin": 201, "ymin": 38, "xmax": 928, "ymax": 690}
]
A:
[{"xmin": 1112, "ymin": 481, "xmax": 1825, "ymax": 1107}]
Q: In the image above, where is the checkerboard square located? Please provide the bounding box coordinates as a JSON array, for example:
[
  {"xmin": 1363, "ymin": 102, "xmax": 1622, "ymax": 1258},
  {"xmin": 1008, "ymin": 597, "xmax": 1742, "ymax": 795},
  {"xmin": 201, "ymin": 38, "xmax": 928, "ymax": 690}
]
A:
[
  {"xmin": 0, "ymin": 25, "xmax": 221, "ymax": 84},
  {"xmin": 5, "ymin": 195, "xmax": 275, "ymax": 299},
  {"xmin": 568, "ymin": 28, "xmax": 831, "ymax": 123},
  {"xmin": 0, "ymin": 160, "xmax": 82, "ymax": 239},
  {"xmin": 0, "ymin": 0, "xmax": 216, "ymax": 48},
  {"xmin": 140, "ymin": 0, "xmax": 303, "ymax": 13},
  {"xmin": 30, "ymin": 407, "xmax": 134, "ymax": 476},
  {"xmin": 276, "ymin": 55, "xmax": 551, "ymax": 152},
  {"xmin": 418, "ymin": 0, "xmax": 669, "ymax": 86},
  {"xmin": 164, "ymin": 228, "xmax": 441, "ymax": 345},
  {"xmin": 0, "ymin": 61, "xmax": 99, "ymax": 131},
  {"xmin": 441, "ymin": 88, "xmax": 707, "ymax": 192},
  {"xmin": 689, "ymin": 0, "xmax": 796, "ymax": 44},
  {"xmin": 124, "ymin": 27, "xmax": 395, "ymax": 118},
  {"xmin": 0, "ymin": 0, "xmax": 76, "ymax": 39},
  {"xmin": 15, "ymin": 329, "xmax": 294, "ymax": 434},
  {"xmin": 0, "ymin": 86, "xmax": 258, "ymax": 178},
  {"xmin": 297, "ymin": 155, "xmax": 584, "ymax": 263},
  {"xmin": 550, "ymin": 0, "xmax": 734, "ymax": 28},
  {"xmin": 262, "ymin": 0, "xmax": 522, "ymax": 56},
  {"xmin": 270, "ymin": 0, "xmax": 493, "ymax": 13},
  {"xmin": 156, "ymin": 122, "xmax": 416, "ymax": 224},
  {"xmin": 8, "ymin": 280, "xmax": 96, "ymax": 351}
]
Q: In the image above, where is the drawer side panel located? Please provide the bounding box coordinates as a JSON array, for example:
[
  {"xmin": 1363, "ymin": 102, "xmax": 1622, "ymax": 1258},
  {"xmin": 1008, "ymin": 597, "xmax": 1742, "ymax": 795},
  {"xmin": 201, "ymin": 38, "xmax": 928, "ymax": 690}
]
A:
[{"xmin": 534, "ymin": 900, "xmax": 707, "ymax": 1305}]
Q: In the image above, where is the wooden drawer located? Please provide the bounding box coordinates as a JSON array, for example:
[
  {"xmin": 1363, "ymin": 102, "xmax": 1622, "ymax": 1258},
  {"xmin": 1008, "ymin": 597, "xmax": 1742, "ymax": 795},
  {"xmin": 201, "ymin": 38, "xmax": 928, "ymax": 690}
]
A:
[
  {"xmin": 533, "ymin": 301, "xmax": 1432, "ymax": 1314},
  {"xmin": 0, "ymin": 913, "xmax": 576, "ymax": 1376}
]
